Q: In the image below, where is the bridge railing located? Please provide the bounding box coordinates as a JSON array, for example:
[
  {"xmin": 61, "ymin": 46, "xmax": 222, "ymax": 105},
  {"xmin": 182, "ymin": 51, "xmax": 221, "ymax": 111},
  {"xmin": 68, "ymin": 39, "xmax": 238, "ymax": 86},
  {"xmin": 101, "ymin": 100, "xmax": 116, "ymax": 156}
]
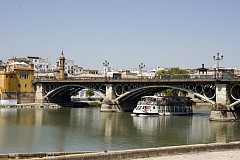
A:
[{"xmin": 34, "ymin": 74, "xmax": 240, "ymax": 83}]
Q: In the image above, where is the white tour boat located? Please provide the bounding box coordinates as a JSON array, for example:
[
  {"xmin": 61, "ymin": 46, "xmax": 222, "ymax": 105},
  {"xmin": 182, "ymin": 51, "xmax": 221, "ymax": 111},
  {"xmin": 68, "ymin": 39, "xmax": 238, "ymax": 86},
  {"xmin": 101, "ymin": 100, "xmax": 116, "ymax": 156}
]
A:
[{"xmin": 131, "ymin": 96, "xmax": 193, "ymax": 116}]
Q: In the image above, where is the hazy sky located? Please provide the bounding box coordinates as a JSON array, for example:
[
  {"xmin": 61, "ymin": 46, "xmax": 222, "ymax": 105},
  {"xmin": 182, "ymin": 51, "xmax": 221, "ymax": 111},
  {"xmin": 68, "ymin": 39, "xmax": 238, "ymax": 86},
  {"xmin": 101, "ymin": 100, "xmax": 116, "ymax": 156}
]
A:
[{"xmin": 1, "ymin": 0, "xmax": 240, "ymax": 70}]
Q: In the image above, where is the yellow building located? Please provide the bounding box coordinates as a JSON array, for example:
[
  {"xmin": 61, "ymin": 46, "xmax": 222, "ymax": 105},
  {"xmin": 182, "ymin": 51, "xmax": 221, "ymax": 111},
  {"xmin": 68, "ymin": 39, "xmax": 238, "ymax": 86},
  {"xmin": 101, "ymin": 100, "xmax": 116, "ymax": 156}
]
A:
[{"xmin": 0, "ymin": 58, "xmax": 35, "ymax": 104}]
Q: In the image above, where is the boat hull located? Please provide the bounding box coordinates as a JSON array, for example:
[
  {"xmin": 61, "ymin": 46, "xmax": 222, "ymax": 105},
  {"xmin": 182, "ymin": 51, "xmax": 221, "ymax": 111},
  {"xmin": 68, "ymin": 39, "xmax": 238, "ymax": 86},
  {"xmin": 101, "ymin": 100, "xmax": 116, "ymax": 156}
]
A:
[
  {"xmin": 131, "ymin": 112, "xmax": 160, "ymax": 116},
  {"xmin": 131, "ymin": 112, "xmax": 193, "ymax": 116}
]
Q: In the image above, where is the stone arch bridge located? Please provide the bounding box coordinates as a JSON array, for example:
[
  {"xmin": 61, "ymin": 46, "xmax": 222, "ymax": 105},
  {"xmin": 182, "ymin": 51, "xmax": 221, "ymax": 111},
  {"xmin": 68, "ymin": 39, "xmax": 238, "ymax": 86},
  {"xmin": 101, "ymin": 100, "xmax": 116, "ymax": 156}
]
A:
[{"xmin": 35, "ymin": 78, "xmax": 240, "ymax": 121}]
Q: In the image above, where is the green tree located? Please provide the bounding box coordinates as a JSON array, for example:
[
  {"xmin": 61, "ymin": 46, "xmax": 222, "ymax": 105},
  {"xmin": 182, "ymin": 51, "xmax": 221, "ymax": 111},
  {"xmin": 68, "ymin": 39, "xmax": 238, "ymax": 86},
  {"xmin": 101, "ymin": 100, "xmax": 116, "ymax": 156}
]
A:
[
  {"xmin": 163, "ymin": 88, "xmax": 187, "ymax": 97},
  {"xmin": 155, "ymin": 67, "xmax": 189, "ymax": 78},
  {"xmin": 85, "ymin": 89, "xmax": 94, "ymax": 97},
  {"xmin": 155, "ymin": 70, "xmax": 167, "ymax": 77},
  {"xmin": 164, "ymin": 89, "xmax": 179, "ymax": 96}
]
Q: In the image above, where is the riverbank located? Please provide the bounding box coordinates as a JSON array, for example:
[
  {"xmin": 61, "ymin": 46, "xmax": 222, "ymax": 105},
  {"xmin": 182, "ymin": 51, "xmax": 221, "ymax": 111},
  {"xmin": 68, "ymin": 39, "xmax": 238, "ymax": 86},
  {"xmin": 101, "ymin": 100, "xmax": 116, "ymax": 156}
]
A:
[{"xmin": 1, "ymin": 141, "xmax": 240, "ymax": 160}]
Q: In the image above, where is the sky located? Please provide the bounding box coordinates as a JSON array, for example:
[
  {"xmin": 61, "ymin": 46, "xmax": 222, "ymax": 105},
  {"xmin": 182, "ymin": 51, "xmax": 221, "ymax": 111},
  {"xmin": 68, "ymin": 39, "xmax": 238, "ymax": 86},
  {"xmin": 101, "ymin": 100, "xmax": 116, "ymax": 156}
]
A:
[{"xmin": 1, "ymin": 0, "xmax": 240, "ymax": 71}]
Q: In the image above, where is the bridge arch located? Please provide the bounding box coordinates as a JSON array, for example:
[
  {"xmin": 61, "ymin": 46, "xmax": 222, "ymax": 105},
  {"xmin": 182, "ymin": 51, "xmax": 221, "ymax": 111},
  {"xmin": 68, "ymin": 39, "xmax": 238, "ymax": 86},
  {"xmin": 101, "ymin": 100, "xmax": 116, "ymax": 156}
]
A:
[
  {"xmin": 114, "ymin": 85, "xmax": 215, "ymax": 111},
  {"xmin": 229, "ymin": 100, "xmax": 240, "ymax": 108},
  {"xmin": 44, "ymin": 84, "xmax": 106, "ymax": 103}
]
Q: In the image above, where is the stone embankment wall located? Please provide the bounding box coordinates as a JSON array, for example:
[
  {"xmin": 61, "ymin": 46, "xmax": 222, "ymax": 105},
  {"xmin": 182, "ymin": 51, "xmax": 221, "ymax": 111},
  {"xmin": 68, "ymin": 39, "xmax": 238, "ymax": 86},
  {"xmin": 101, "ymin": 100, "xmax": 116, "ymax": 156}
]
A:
[
  {"xmin": 17, "ymin": 92, "xmax": 36, "ymax": 103},
  {"xmin": 0, "ymin": 102, "xmax": 93, "ymax": 109},
  {"xmin": 0, "ymin": 103, "xmax": 61, "ymax": 109},
  {"xmin": 1, "ymin": 141, "xmax": 240, "ymax": 160}
]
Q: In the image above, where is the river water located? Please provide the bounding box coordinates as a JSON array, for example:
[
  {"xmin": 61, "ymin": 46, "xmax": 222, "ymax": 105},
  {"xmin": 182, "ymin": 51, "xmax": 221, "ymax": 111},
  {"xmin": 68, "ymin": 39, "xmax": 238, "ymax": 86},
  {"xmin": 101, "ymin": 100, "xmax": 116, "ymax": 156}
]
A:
[{"xmin": 0, "ymin": 105, "xmax": 240, "ymax": 154}]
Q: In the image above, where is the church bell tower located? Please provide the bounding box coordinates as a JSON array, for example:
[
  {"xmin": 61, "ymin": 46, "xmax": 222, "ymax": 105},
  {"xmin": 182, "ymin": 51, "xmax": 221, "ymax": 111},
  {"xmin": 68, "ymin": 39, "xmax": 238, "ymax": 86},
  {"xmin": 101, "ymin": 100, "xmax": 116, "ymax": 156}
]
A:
[{"xmin": 59, "ymin": 51, "xmax": 65, "ymax": 79}]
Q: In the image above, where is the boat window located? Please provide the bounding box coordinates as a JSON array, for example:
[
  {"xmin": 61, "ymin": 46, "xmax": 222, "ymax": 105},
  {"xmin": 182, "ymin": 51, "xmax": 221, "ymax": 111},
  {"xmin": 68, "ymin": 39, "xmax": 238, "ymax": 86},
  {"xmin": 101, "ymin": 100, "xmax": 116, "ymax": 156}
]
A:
[
  {"xmin": 170, "ymin": 106, "xmax": 173, "ymax": 112},
  {"xmin": 158, "ymin": 106, "xmax": 163, "ymax": 113},
  {"xmin": 165, "ymin": 106, "xmax": 167, "ymax": 112},
  {"xmin": 142, "ymin": 106, "xmax": 150, "ymax": 110},
  {"xmin": 176, "ymin": 106, "xmax": 179, "ymax": 112}
]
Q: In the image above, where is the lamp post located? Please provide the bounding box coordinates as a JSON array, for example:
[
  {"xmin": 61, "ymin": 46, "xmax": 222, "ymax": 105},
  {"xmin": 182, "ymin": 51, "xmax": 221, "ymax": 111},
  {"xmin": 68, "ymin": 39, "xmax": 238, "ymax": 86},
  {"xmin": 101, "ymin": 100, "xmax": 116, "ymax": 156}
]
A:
[
  {"xmin": 103, "ymin": 60, "xmax": 109, "ymax": 81},
  {"xmin": 213, "ymin": 53, "xmax": 223, "ymax": 79},
  {"xmin": 139, "ymin": 63, "xmax": 145, "ymax": 79}
]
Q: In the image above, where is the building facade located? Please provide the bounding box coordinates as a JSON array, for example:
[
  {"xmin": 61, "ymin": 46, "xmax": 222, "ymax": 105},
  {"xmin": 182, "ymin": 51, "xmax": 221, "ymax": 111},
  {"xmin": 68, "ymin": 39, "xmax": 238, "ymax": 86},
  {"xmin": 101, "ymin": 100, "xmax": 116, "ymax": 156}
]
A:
[
  {"xmin": 0, "ymin": 58, "xmax": 35, "ymax": 104},
  {"xmin": 27, "ymin": 56, "xmax": 53, "ymax": 72}
]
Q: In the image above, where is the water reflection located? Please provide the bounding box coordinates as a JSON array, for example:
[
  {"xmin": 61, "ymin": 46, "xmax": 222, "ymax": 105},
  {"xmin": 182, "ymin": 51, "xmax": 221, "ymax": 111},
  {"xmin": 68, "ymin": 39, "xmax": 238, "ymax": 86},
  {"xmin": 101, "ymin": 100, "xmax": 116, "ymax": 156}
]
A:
[
  {"xmin": 210, "ymin": 121, "xmax": 240, "ymax": 143},
  {"xmin": 0, "ymin": 107, "xmax": 240, "ymax": 154}
]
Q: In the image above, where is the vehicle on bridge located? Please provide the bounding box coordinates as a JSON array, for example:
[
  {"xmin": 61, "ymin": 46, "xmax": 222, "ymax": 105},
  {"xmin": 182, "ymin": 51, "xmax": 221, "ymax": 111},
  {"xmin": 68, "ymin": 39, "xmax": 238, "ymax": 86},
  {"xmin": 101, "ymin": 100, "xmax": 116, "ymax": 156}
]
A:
[{"xmin": 131, "ymin": 96, "xmax": 193, "ymax": 116}]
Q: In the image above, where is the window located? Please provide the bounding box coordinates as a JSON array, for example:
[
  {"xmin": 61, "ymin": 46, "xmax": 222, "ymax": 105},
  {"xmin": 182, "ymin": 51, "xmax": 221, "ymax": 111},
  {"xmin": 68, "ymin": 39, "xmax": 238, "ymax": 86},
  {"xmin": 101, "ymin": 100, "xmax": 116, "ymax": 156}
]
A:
[
  {"xmin": 25, "ymin": 84, "xmax": 27, "ymax": 88},
  {"xmin": 20, "ymin": 72, "xmax": 28, "ymax": 79},
  {"xmin": 18, "ymin": 84, "xmax": 21, "ymax": 88}
]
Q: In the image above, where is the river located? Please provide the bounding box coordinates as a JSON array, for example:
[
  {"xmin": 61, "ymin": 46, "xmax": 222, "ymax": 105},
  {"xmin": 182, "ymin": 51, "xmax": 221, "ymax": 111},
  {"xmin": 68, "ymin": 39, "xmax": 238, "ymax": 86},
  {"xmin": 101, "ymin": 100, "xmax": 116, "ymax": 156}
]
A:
[{"xmin": 0, "ymin": 105, "xmax": 240, "ymax": 154}]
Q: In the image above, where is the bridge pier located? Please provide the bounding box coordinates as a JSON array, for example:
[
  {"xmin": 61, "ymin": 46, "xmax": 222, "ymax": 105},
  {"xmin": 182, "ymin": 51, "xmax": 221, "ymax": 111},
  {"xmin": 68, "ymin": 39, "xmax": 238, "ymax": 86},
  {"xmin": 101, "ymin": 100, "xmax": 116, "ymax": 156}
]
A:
[
  {"xmin": 210, "ymin": 84, "xmax": 238, "ymax": 121},
  {"xmin": 215, "ymin": 84, "xmax": 230, "ymax": 106},
  {"xmin": 209, "ymin": 110, "xmax": 237, "ymax": 121},
  {"xmin": 100, "ymin": 99, "xmax": 122, "ymax": 112},
  {"xmin": 105, "ymin": 84, "xmax": 116, "ymax": 100},
  {"xmin": 101, "ymin": 84, "xmax": 122, "ymax": 112},
  {"xmin": 35, "ymin": 83, "xmax": 46, "ymax": 103}
]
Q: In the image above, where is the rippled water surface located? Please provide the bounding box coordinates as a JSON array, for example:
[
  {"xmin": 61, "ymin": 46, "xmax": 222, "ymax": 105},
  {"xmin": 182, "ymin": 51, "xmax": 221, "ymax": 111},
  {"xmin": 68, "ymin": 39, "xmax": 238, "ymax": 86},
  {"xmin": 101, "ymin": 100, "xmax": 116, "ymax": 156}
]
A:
[{"xmin": 1, "ymin": 105, "xmax": 240, "ymax": 154}]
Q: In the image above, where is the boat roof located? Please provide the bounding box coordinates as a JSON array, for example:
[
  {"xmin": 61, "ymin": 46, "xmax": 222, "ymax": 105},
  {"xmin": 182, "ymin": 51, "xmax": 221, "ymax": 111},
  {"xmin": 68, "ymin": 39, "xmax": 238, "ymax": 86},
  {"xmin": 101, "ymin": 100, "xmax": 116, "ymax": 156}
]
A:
[
  {"xmin": 141, "ymin": 96, "xmax": 190, "ymax": 99},
  {"xmin": 142, "ymin": 96, "xmax": 158, "ymax": 98},
  {"xmin": 142, "ymin": 96, "xmax": 156, "ymax": 97}
]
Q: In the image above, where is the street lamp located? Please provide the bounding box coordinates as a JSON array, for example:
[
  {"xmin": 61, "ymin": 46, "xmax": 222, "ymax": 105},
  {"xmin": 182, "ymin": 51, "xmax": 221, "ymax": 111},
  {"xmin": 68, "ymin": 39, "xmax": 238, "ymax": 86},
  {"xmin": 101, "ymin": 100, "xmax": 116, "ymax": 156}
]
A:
[
  {"xmin": 139, "ymin": 63, "xmax": 145, "ymax": 79},
  {"xmin": 213, "ymin": 53, "xmax": 223, "ymax": 79},
  {"xmin": 103, "ymin": 60, "xmax": 109, "ymax": 80}
]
